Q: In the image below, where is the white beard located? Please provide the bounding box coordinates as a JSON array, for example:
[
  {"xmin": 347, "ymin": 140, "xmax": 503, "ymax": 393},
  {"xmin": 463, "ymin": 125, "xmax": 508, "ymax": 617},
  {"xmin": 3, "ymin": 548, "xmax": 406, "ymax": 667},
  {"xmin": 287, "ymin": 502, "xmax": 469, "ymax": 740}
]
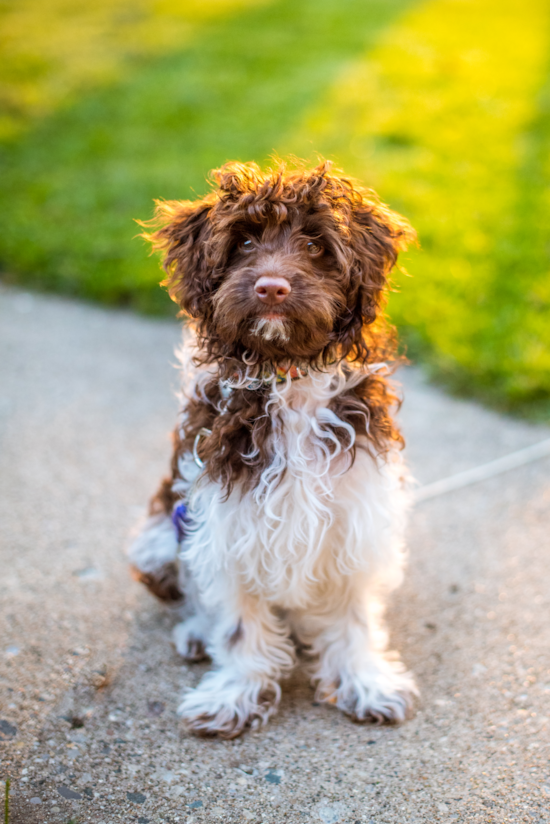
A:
[{"xmin": 250, "ymin": 315, "xmax": 289, "ymax": 343}]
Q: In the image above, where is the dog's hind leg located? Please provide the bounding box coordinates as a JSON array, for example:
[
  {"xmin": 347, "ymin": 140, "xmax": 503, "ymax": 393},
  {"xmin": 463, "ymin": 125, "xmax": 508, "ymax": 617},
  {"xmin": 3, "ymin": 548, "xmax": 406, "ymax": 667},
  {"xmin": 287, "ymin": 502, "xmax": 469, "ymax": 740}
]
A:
[
  {"xmin": 178, "ymin": 584, "xmax": 295, "ymax": 738},
  {"xmin": 128, "ymin": 477, "xmax": 183, "ymax": 604},
  {"xmin": 307, "ymin": 574, "xmax": 418, "ymax": 723}
]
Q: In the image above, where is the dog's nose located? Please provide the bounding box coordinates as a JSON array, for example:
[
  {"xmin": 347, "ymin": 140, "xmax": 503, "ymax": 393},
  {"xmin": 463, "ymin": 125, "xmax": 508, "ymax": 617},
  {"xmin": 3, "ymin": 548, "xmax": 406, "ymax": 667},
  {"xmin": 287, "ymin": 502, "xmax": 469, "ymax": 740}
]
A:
[{"xmin": 254, "ymin": 276, "xmax": 291, "ymax": 304}]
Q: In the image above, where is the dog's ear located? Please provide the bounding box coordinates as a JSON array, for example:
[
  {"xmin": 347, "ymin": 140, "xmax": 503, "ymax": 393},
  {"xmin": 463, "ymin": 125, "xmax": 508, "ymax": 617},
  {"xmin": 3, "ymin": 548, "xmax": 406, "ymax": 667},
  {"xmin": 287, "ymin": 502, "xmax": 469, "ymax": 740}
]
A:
[
  {"xmin": 350, "ymin": 201, "xmax": 415, "ymax": 325},
  {"xmin": 144, "ymin": 198, "xmax": 215, "ymax": 318},
  {"xmin": 333, "ymin": 199, "xmax": 415, "ymax": 359}
]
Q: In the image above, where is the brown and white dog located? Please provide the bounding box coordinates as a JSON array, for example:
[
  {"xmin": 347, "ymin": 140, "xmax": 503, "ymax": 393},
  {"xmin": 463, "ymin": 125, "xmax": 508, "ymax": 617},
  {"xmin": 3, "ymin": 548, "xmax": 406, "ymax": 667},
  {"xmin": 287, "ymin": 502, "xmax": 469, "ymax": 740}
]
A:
[{"xmin": 129, "ymin": 160, "xmax": 418, "ymax": 738}]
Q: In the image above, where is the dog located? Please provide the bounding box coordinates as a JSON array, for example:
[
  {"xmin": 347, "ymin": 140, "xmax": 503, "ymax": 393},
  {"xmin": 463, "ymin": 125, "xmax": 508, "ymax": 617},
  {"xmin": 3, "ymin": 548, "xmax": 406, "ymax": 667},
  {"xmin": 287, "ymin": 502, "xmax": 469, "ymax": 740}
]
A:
[{"xmin": 129, "ymin": 159, "xmax": 418, "ymax": 738}]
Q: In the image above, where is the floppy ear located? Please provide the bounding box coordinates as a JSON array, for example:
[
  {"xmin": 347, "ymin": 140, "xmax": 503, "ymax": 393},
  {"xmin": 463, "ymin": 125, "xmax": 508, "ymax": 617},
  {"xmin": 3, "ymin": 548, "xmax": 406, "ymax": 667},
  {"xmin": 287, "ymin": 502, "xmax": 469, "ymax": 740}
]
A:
[
  {"xmin": 351, "ymin": 200, "xmax": 415, "ymax": 325},
  {"xmin": 333, "ymin": 199, "xmax": 415, "ymax": 360},
  {"xmin": 143, "ymin": 198, "xmax": 215, "ymax": 318}
]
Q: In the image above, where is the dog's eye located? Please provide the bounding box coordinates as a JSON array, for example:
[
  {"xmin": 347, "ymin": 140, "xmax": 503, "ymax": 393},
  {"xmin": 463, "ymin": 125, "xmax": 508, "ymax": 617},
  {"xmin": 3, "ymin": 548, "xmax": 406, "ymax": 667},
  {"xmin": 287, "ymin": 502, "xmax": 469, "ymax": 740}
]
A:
[
  {"xmin": 306, "ymin": 241, "xmax": 323, "ymax": 256},
  {"xmin": 240, "ymin": 239, "xmax": 254, "ymax": 252}
]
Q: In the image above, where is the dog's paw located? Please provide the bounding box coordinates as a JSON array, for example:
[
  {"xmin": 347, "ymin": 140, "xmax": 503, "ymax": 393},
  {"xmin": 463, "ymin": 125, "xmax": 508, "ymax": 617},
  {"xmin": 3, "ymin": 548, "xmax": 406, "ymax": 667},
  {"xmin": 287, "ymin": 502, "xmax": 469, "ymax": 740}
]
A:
[
  {"xmin": 173, "ymin": 617, "xmax": 210, "ymax": 662},
  {"xmin": 316, "ymin": 665, "xmax": 418, "ymax": 724},
  {"xmin": 178, "ymin": 670, "xmax": 281, "ymax": 738}
]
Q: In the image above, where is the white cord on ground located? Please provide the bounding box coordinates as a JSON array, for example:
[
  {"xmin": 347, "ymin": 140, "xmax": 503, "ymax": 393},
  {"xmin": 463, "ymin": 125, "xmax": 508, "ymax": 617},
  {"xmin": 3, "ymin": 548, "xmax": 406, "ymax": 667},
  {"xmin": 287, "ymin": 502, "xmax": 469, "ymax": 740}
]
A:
[{"xmin": 414, "ymin": 437, "xmax": 550, "ymax": 503}]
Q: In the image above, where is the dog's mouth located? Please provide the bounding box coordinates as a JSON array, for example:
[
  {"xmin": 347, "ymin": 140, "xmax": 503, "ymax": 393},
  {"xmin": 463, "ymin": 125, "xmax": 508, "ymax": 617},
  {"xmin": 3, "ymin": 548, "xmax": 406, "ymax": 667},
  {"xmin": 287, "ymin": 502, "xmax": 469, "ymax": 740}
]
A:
[{"xmin": 259, "ymin": 311, "xmax": 284, "ymax": 320}]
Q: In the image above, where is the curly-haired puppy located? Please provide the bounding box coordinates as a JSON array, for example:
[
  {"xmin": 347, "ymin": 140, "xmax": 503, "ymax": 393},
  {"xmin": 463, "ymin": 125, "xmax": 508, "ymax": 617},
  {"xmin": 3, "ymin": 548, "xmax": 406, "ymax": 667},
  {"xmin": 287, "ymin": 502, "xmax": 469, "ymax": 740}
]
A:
[{"xmin": 129, "ymin": 160, "xmax": 418, "ymax": 738}]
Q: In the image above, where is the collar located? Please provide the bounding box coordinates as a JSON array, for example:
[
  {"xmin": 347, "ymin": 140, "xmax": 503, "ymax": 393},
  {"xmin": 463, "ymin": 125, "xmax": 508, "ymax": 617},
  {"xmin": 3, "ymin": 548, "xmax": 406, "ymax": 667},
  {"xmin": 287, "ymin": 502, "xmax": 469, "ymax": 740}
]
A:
[
  {"xmin": 273, "ymin": 364, "xmax": 308, "ymax": 384},
  {"xmin": 220, "ymin": 360, "xmax": 388, "ymax": 396},
  {"xmin": 221, "ymin": 363, "xmax": 309, "ymax": 395}
]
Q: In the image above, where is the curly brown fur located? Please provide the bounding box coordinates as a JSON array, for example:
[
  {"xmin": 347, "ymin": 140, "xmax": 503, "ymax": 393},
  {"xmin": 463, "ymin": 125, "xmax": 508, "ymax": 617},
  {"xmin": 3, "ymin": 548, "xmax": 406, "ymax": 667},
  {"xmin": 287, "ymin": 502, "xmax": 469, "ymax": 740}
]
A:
[
  {"xmin": 149, "ymin": 476, "xmax": 179, "ymax": 516},
  {"xmin": 156, "ymin": 370, "xmax": 402, "ymax": 500},
  {"xmin": 129, "ymin": 562, "xmax": 182, "ymax": 604},
  {"xmin": 141, "ymin": 159, "xmax": 414, "ymax": 499},
  {"xmin": 141, "ymin": 159, "xmax": 414, "ymax": 372}
]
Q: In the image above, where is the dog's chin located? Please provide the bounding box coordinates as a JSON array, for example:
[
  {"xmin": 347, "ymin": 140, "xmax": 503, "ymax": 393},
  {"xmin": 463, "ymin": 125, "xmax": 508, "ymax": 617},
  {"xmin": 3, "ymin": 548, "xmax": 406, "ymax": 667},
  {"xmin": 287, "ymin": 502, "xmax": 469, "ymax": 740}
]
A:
[
  {"xmin": 240, "ymin": 314, "xmax": 334, "ymax": 363},
  {"xmin": 250, "ymin": 315, "xmax": 290, "ymax": 344},
  {"xmin": 212, "ymin": 310, "xmax": 336, "ymax": 363}
]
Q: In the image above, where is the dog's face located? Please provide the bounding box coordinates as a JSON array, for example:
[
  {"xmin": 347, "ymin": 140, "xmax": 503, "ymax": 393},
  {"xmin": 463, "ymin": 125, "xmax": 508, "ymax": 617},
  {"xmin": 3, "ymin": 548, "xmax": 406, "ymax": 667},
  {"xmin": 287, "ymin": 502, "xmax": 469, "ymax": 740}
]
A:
[
  {"xmin": 211, "ymin": 213, "xmax": 350, "ymax": 361},
  {"xmin": 146, "ymin": 161, "xmax": 414, "ymax": 367}
]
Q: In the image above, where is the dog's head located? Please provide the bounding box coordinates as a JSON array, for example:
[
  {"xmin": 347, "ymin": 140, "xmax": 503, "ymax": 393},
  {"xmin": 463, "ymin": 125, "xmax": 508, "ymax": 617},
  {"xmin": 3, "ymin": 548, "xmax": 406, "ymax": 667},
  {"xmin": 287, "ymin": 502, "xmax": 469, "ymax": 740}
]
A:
[{"xmin": 144, "ymin": 160, "xmax": 415, "ymax": 370}]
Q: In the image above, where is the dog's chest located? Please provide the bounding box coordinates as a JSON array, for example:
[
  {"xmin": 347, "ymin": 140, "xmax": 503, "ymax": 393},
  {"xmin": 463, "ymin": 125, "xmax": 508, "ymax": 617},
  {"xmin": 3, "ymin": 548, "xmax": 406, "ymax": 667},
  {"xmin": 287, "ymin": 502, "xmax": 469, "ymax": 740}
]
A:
[{"xmin": 181, "ymin": 375, "xmax": 403, "ymax": 605}]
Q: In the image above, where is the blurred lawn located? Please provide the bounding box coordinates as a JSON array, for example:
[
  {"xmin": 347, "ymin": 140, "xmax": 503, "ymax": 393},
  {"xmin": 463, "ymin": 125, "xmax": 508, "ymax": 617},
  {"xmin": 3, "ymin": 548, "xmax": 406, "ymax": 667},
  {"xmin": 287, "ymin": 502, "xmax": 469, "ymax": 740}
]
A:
[{"xmin": 1, "ymin": 0, "xmax": 549, "ymax": 415}]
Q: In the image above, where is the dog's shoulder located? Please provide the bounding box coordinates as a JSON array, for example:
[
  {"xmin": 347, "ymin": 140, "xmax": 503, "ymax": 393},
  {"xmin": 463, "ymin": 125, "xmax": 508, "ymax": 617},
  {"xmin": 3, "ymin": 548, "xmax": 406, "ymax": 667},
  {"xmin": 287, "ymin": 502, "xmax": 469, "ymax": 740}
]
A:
[{"xmin": 172, "ymin": 360, "xmax": 401, "ymax": 497}]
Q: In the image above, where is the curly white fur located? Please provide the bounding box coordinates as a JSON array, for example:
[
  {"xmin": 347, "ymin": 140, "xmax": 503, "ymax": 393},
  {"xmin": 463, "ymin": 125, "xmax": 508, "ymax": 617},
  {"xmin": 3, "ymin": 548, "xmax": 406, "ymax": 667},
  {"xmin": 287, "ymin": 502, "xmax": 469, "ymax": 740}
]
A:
[
  {"xmin": 128, "ymin": 514, "xmax": 179, "ymax": 574},
  {"xmin": 130, "ymin": 331, "xmax": 417, "ymax": 736}
]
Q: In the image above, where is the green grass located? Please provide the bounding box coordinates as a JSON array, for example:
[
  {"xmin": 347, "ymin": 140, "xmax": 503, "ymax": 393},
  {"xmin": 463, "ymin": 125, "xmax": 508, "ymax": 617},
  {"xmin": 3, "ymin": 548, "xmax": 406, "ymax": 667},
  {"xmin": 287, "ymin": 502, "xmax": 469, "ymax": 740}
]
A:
[
  {"xmin": 0, "ymin": 0, "xmax": 411, "ymax": 313},
  {"xmin": 1, "ymin": 0, "xmax": 550, "ymax": 414},
  {"xmin": 0, "ymin": 0, "xmax": 266, "ymax": 139},
  {"xmin": 288, "ymin": 0, "xmax": 550, "ymax": 412}
]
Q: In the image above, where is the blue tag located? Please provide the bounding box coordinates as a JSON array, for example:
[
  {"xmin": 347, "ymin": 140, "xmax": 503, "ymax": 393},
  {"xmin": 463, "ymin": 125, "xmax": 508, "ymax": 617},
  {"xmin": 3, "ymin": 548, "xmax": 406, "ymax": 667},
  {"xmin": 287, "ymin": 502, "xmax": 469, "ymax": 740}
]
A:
[{"xmin": 171, "ymin": 502, "xmax": 188, "ymax": 542}]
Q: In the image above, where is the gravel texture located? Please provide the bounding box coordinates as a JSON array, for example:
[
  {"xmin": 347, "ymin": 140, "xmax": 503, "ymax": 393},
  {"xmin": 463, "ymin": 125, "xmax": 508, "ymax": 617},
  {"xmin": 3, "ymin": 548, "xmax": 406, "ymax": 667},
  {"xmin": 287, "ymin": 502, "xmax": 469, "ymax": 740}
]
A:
[{"xmin": 1, "ymin": 285, "xmax": 549, "ymax": 824}]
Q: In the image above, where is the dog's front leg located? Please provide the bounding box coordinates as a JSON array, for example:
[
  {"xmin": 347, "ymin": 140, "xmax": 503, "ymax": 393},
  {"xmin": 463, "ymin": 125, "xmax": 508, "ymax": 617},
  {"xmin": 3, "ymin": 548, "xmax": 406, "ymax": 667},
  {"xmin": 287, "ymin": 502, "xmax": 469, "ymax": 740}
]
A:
[
  {"xmin": 178, "ymin": 586, "xmax": 295, "ymax": 738},
  {"xmin": 310, "ymin": 576, "xmax": 417, "ymax": 723}
]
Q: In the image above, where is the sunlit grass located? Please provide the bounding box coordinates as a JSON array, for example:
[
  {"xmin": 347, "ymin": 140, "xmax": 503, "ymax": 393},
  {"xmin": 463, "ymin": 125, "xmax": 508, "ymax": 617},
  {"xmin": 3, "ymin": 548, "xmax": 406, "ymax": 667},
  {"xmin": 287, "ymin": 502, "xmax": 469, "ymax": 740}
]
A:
[
  {"xmin": 289, "ymin": 0, "xmax": 550, "ymax": 410},
  {"xmin": 0, "ymin": 0, "xmax": 410, "ymax": 312},
  {"xmin": 1, "ymin": 0, "xmax": 550, "ymax": 412},
  {"xmin": 0, "ymin": 0, "xmax": 267, "ymax": 138}
]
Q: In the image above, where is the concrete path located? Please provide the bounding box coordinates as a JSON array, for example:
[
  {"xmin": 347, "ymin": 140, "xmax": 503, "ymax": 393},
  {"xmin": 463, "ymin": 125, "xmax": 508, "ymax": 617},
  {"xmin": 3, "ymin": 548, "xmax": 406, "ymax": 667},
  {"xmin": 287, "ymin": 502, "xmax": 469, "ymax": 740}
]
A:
[{"xmin": 1, "ymin": 284, "xmax": 549, "ymax": 824}]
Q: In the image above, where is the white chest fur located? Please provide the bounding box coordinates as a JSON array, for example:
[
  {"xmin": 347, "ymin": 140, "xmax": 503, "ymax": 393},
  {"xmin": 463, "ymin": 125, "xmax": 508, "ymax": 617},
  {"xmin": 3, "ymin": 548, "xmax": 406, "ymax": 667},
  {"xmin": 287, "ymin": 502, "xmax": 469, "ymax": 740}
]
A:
[{"xmin": 177, "ymin": 365, "xmax": 410, "ymax": 611}]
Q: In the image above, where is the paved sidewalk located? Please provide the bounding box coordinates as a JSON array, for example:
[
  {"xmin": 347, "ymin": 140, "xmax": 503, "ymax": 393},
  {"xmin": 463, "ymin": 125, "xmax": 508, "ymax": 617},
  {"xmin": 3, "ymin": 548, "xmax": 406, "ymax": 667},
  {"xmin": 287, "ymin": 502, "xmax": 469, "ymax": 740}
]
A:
[{"xmin": 1, "ymin": 285, "xmax": 549, "ymax": 824}]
